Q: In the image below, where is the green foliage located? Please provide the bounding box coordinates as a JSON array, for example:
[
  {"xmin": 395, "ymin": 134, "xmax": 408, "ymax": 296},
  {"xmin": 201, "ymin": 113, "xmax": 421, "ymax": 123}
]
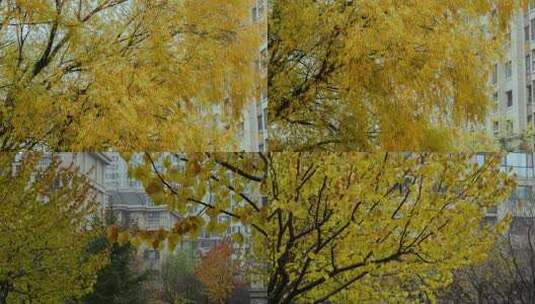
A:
[
  {"xmin": 79, "ymin": 240, "xmax": 148, "ymax": 304},
  {"xmin": 160, "ymin": 249, "xmax": 205, "ymax": 304},
  {"xmin": 0, "ymin": 152, "xmax": 108, "ymax": 303}
]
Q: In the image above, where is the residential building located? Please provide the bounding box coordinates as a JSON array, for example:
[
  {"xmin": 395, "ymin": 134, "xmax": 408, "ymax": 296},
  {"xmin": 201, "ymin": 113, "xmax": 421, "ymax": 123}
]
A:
[
  {"xmin": 479, "ymin": 153, "xmax": 535, "ymax": 230},
  {"xmin": 109, "ymin": 190, "xmax": 179, "ymax": 231},
  {"xmin": 105, "ymin": 153, "xmax": 173, "ymax": 269},
  {"xmin": 240, "ymin": 0, "xmax": 268, "ymax": 152},
  {"xmin": 241, "ymin": 91, "xmax": 268, "ymax": 152},
  {"xmin": 107, "ymin": 188, "xmax": 182, "ymax": 269},
  {"xmin": 104, "ymin": 152, "xmax": 144, "ymax": 190},
  {"xmin": 104, "ymin": 150, "xmax": 265, "ymax": 302},
  {"xmin": 26, "ymin": 152, "xmax": 112, "ymax": 212},
  {"xmin": 59, "ymin": 153, "xmax": 111, "ymax": 209},
  {"xmin": 486, "ymin": 3, "xmax": 535, "ymax": 150},
  {"xmin": 104, "ymin": 153, "xmax": 247, "ymax": 267}
]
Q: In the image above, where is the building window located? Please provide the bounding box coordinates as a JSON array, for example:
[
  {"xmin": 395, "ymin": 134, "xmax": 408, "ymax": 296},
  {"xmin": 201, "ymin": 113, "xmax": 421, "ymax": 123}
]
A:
[
  {"xmin": 492, "ymin": 64, "xmax": 498, "ymax": 84},
  {"xmin": 237, "ymin": 121, "xmax": 244, "ymax": 139},
  {"xmin": 502, "ymin": 153, "xmax": 535, "ymax": 177},
  {"xmin": 532, "ymin": 19, "xmax": 535, "ymax": 40},
  {"xmin": 529, "ymin": 115, "xmax": 533, "ymax": 129},
  {"xmin": 493, "ymin": 92, "xmax": 498, "ymax": 102},
  {"xmin": 143, "ymin": 249, "xmax": 160, "ymax": 269},
  {"xmin": 260, "ymin": 47, "xmax": 267, "ymax": 67},
  {"xmin": 257, "ymin": 0, "xmax": 265, "ymax": 16},
  {"xmin": 257, "ymin": 114, "xmax": 263, "ymax": 130},
  {"xmin": 251, "ymin": 6, "xmax": 258, "ymax": 22},
  {"xmin": 493, "ymin": 121, "xmax": 499, "ymax": 134},
  {"xmin": 145, "ymin": 249, "xmax": 159, "ymax": 260},
  {"xmin": 514, "ymin": 185, "xmax": 532, "ymax": 200},
  {"xmin": 254, "ymin": 58, "xmax": 261, "ymax": 73},
  {"xmin": 148, "ymin": 212, "xmax": 160, "ymax": 228},
  {"xmin": 487, "ymin": 205, "xmax": 498, "ymax": 215},
  {"xmin": 261, "ymin": 86, "xmax": 267, "ymax": 101},
  {"xmin": 526, "ymin": 26, "xmax": 531, "ymax": 42},
  {"xmin": 506, "ymin": 90, "xmax": 513, "ymax": 107},
  {"xmin": 506, "ymin": 120, "xmax": 514, "ymax": 135},
  {"xmin": 528, "ymin": 55, "xmax": 532, "ymax": 74},
  {"xmin": 52, "ymin": 177, "xmax": 62, "ymax": 190},
  {"xmin": 505, "ymin": 61, "xmax": 513, "ymax": 79},
  {"xmin": 218, "ymin": 215, "xmax": 230, "ymax": 223},
  {"xmin": 529, "ymin": 85, "xmax": 533, "ymax": 103}
]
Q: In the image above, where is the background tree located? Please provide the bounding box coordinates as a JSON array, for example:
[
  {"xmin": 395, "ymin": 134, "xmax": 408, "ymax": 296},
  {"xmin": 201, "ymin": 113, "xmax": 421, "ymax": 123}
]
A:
[
  {"xmin": 269, "ymin": 0, "xmax": 518, "ymax": 151},
  {"xmin": 160, "ymin": 248, "xmax": 205, "ymax": 304},
  {"xmin": 126, "ymin": 152, "xmax": 515, "ymax": 303},
  {"xmin": 78, "ymin": 216, "xmax": 148, "ymax": 304},
  {"xmin": 0, "ymin": 0, "xmax": 260, "ymax": 151},
  {"xmin": 194, "ymin": 239, "xmax": 242, "ymax": 304},
  {"xmin": 0, "ymin": 153, "xmax": 108, "ymax": 303},
  {"xmin": 440, "ymin": 203, "xmax": 535, "ymax": 303}
]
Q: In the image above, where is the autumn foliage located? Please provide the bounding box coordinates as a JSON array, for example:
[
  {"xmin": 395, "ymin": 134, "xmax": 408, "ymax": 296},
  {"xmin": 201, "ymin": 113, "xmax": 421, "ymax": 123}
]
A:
[
  {"xmin": 132, "ymin": 152, "xmax": 516, "ymax": 303},
  {"xmin": 0, "ymin": 0, "xmax": 261, "ymax": 151},
  {"xmin": 193, "ymin": 239, "xmax": 241, "ymax": 304},
  {"xmin": 269, "ymin": 0, "xmax": 518, "ymax": 151}
]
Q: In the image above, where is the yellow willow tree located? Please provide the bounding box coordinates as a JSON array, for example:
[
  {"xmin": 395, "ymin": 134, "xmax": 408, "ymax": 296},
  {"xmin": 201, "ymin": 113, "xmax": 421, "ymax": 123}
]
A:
[
  {"xmin": 269, "ymin": 0, "xmax": 519, "ymax": 151},
  {"xmin": 0, "ymin": 0, "xmax": 261, "ymax": 151},
  {"xmin": 124, "ymin": 152, "xmax": 515, "ymax": 303},
  {"xmin": 0, "ymin": 153, "xmax": 108, "ymax": 303}
]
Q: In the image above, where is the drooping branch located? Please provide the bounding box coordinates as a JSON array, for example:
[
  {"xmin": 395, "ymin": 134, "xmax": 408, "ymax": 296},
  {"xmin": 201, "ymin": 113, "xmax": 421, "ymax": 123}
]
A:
[{"xmin": 145, "ymin": 153, "xmax": 268, "ymax": 238}]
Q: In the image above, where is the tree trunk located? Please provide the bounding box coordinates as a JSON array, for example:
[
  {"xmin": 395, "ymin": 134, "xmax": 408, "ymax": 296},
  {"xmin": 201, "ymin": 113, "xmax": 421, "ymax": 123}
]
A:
[{"xmin": 0, "ymin": 281, "xmax": 10, "ymax": 304}]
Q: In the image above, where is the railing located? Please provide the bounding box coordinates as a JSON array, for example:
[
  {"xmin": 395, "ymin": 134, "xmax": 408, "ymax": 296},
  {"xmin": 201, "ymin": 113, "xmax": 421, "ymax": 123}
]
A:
[{"xmin": 500, "ymin": 153, "xmax": 535, "ymax": 178}]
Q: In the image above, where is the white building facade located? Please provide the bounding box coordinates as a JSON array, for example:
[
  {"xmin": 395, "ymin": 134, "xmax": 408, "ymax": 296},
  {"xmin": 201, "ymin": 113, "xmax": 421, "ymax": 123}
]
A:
[
  {"xmin": 239, "ymin": 0, "xmax": 268, "ymax": 153},
  {"xmin": 486, "ymin": 2, "xmax": 535, "ymax": 150},
  {"xmin": 478, "ymin": 153, "xmax": 535, "ymax": 224},
  {"xmin": 58, "ymin": 153, "xmax": 111, "ymax": 209}
]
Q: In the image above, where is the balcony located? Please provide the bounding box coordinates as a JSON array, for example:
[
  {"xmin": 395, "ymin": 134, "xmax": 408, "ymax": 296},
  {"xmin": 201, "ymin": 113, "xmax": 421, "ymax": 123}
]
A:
[
  {"xmin": 486, "ymin": 206, "xmax": 498, "ymax": 216},
  {"xmin": 500, "ymin": 152, "xmax": 535, "ymax": 178}
]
